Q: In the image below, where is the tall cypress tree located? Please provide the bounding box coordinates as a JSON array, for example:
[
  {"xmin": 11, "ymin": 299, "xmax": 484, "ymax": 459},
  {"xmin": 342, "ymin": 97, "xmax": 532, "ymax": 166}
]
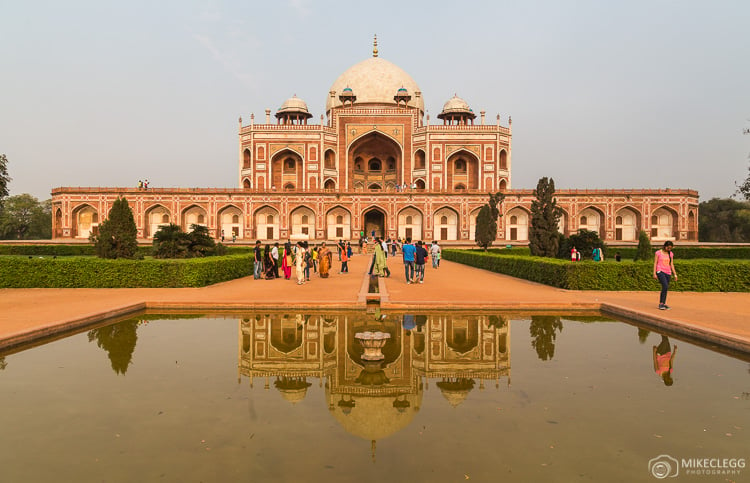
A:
[
  {"xmin": 474, "ymin": 191, "xmax": 504, "ymax": 251},
  {"xmin": 91, "ymin": 197, "xmax": 138, "ymax": 259},
  {"xmin": 529, "ymin": 177, "xmax": 562, "ymax": 257}
]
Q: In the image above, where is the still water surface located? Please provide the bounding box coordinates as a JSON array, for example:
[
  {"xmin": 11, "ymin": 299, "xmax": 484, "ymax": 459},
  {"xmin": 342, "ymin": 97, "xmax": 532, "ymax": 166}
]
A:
[{"xmin": 0, "ymin": 312, "xmax": 748, "ymax": 482}]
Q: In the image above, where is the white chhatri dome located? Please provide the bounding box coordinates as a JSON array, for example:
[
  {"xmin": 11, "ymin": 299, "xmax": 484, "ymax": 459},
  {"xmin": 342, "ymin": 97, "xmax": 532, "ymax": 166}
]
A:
[
  {"xmin": 277, "ymin": 95, "xmax": 311, "ymax": 114},
  {"xmin": 440, "ymin": 95, "xmax": 472, "ymax": 115},
  {"xmin": 326, "ymin": 57, "xmax": 424, "ymax": 113}
]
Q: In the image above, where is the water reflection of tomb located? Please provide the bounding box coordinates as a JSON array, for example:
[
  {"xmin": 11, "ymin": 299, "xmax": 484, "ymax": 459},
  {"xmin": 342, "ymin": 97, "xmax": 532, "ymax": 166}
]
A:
[{"xmin": 239, "ymin": 313, "xmax": 510, "ymax": 445}]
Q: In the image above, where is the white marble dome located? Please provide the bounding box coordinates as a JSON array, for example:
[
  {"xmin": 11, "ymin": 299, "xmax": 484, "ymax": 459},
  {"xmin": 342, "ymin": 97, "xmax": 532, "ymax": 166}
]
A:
[{"xmin": 326, "ymin": 57, "xmax": 424, "ymax": 113}]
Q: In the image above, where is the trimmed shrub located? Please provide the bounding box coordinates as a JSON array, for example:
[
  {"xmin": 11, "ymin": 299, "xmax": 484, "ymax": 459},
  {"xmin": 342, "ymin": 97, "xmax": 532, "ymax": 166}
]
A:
[
  {"xmin": 442, "ymin": 249, "xmax": 750, "ymax": 292},
  {"xmin": 0, "ymin": 254, "xmax": 253, "ymax": 288}
]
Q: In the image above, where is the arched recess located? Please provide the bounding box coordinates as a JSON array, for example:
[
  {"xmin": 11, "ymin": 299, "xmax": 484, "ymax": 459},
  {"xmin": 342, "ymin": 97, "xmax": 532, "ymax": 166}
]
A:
[
  {"xmin": 326, "ymin": 206, "xmax": 352, "ymax": 239},
  {"xmin": 434, "ymin": 207, "xmax": 459, "ymax": 241},
  {"xmin": 271, "ymin": 148, "xmax": 303, "ymax": 191},
  {"xmin": 269, "ymin": 317, "xmax": 304, "ymax": 354},
  {"xmin": 243, "ymin": 178, "xmax": 251, "ymax": 190},
  {"xmin": 499, "ymin": 149, "xmax": 508, "ymax": 170},
  {"xmin": 414, "ymin": 149, "xmax": 426, "ymax": 170},
  {"xmin": 72, "ymin": 204, "xmax": 98, "ymax": 239},
  {"xmin": 414, "ymin": 179, "xmax": 425, "ymax": 190},
  {"xmin": 362, "ymin": 205, "xmax": 387, "ymax": 239},
  {"xmin": 499, "ymin": 178, "xmax": 508, "ymax": 191},
  {"xmin": 218, "ymin": 204, "xmax": 243, "ymax": 240},
  {"xmin": 243, "ymin": 148, "xmax": 251, "ymax": 169},
  {"xmin": 505, "ymin": 207, "xmax": 529, "ymax": 241},
  {"xmin": 324, "ymin": 178, "xmax": 336, "ymax": 190},
  {"xmin": 255, "ymin": 205, "xmax": 280, "ymax": 240},
  {"xmin": 578, "ymin": 206, "xmax": 604, "ymax": 236},
  {"xmin": 468, "ymin": 207, "xmax": 482, "ymax": 241},
  {"xmin": 650, "ymin": 206, "xmax": 678, "ymax": 241},
  {"xmin": 324, "ymin": 149, "xmax": 336, "ymax": 170},
  {"xmin": 290, "ymin": 205, "xmax": 315, "ymax": 239},
  {"xmin": 54, "ymin": 208, "xmax": 63, "ymax": 238},
  {"xmin": 398, "ymin": 206, "xmax": 423, "ymax": 241},
  {"xmin": 144, "ymin": 204, "xmax": 172, "ymax": 238},
  {"xmin": 182, "ymin": 205, "xmax": 208, "ymax": 232},
  {"xmin": 446, "ymin": 317, "xmax": 479, "ymax": 354},
  {"xmin": 614, "ymin": 207, "xmax": 641, "ymax": 241},
  {"xmin": 557, "ymin": 208, "xmax": 569, "ymax": 236},
  {"xmin": 447, "ymin": 149, "xmax": 479, "ymax": 191},
  {"xmin": 348, "ymin": 132, "xmax": 402, "ymax": 190}
]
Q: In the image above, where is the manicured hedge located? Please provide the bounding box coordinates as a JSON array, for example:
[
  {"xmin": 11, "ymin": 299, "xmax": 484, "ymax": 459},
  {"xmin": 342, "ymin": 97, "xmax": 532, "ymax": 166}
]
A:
[
  {"xmin": 0, "ymin": 255, "xmax": 253, "ymax": 288},
  {"xmin": 0, "ymin": 244, "xmax": 152, "ymax": 257},
  {"xmin": 603, "ymin": 246, "xmax": 750, "ymax": 260},
  {"xmin": 443, "ymin": 249, "xmax": 750, "ymax": 292}
]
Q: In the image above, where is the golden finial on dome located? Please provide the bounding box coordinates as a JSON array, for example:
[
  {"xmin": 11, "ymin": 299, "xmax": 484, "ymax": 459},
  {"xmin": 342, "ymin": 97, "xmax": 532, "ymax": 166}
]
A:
[{"xmin": 373, "ymin": 34, "xmax": 378, "ymax": 57}]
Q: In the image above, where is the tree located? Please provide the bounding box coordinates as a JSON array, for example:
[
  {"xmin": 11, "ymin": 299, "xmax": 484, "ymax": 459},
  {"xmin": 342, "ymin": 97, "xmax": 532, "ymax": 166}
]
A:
[
  {"xmin": 87, "ymin": 320, "xmax": 139, "ymax": 375},
  {"xmin": 474, "ymin": 191, "xmax": 504, "ymax": 251},
  {"xmin": 152, "ymin": 223, "xmax": 190, "ymax": 258},
  {"xmin": 568, "ymin": 229, "xmax": 605, "ymax": 260},
  {"xmin": 529, "ymin": 177, "xmax": 563, "ymax": 257},
  {"xmin": 187, "ymin": 224, "xmax": 216, "ymax": 257},
  {"xmin": 737, "ymin": 162, "xmax": 750, "ymax": 202},
  {"xmin": 634, "ymin": 229, "xmax": 652, "ymax": 261},
  {"xmin": 0, "ymin": 154, "xmax": 10, "ymax": 202},
  {"xmin": 698, "ymin": 198, "xmax": 750, "ymax": 242},
  {"xmin": 529, "ymin": 316, "xmax": 563, "ymax": 361},
  {"xmin": 0, "ymin": 194, "xmax": 51, "ymax": 239},
  {"xmin": 91, "ymin": 197, "xmax": 138, "ymax": 259}
]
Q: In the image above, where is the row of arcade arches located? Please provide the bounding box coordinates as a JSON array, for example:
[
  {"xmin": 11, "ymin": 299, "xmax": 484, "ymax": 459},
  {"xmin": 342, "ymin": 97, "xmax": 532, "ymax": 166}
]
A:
[{"xmin": 64, "ymin": 204, "xmax": 691, "ymax": 242}]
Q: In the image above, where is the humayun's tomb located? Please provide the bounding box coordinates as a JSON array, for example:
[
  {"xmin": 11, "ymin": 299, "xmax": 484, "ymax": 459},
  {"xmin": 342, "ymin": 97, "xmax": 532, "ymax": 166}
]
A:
[{"xmin": 50, "ymin": 39, "xmax": 698, "ymax": 244}]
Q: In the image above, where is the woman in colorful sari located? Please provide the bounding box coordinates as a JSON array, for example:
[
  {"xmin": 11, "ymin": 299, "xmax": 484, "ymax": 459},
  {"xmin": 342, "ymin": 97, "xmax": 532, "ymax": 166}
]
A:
[
  {"xmin": 318, "ymin": 242, "xmax": 333, "ymax": 278},
  {"xmin": 263, "ymin": 245, "xmax": 276, "ymax": 279},
  {"xmin": 294, "ymin": 241, "xmax": 307, "ymax": 285},
  {"xmin": 373, "ymin": 238, "xmax": 387, "ymax": 277},
  {"xmin": 282, "ymin": 241, "xmax": 293, "ymax": 280}
]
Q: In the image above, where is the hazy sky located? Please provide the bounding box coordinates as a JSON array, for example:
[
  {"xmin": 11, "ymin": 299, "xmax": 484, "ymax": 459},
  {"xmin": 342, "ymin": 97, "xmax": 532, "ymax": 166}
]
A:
[{"xmin": 2, "ymin": 0, "xmax": 748, "ymax": 202}]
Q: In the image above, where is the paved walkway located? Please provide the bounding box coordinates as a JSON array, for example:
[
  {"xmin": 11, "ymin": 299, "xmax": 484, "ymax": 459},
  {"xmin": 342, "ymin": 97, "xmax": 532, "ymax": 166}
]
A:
[{"xmin": 1, "ymin": 254, "xmax": 748, "ymax": 355}]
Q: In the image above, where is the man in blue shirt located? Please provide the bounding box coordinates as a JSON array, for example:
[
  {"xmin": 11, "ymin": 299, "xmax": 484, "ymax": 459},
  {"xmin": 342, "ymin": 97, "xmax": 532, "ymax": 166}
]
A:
[{"xmin": 401, "ymin": 237, "xmax": 416, "ymax": 283}]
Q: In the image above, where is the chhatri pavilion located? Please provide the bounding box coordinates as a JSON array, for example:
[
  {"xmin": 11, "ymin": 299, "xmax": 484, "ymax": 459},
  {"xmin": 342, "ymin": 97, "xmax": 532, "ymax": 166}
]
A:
[{"xmin": 50, "ymin": 38, "xmax": 698, "ymax": 244}]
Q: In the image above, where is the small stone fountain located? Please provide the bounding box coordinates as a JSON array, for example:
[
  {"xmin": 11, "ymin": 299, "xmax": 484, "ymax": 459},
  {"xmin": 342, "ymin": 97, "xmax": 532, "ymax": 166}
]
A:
[{"xmin": 354, "ymin": 331, "xmax": 391, "ymax": 361}]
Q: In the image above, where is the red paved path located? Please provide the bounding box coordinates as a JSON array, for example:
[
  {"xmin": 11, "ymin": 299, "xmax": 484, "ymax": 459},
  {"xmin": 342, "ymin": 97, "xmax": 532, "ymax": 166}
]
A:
[{"xmin": 1, "ymin": 255, "xmax": 748, "ymax": 354}]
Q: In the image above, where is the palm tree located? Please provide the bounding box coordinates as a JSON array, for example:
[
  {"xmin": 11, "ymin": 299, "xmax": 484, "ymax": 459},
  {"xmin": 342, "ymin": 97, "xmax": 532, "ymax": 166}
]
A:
[{"xmin": 152, "ymin": 223, "xmax": 190, "ymax": 258}]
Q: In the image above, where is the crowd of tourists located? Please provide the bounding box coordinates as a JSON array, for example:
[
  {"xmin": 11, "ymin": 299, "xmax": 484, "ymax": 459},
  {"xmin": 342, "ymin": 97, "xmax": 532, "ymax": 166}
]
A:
[{"xmin": 252, "ymin": 236, "xmax": 442, "ymax": 286}]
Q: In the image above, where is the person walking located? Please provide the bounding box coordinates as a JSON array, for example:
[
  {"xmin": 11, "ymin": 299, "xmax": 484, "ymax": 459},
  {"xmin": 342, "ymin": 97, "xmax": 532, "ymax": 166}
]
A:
[
  {"xmin": 340, "ymin": 244, "xmax": 349, "ymax": 273},
  {"xmin": 303, "ymin": 241, "xmax": 311, "ymax": 281},
  {"xmin": 318, "ymin": 242, "xmax": 333, "ymax": 278},
  {"xmin": 253, "ymin": 240, "xmax": 263, "ymax": 280},
  {"xmin": 295, "ymin": 241, "xmax": 307, "ymax": 285},
  {"xmin": 430, "ymin": 241, "xmax": 441, "ymax": 268},
  {"xmin": 402, "ymin": 237, "xmax": 416, "ymax": 283},
  {"xmin": 337, "ymin": 239, "xmax": 345, "ymax": 261},
  {"xmin": 653, "ymin": 240, "xmax": 678, "ymax": 310},
  {"xmin": 373, "ymin": 238, "xmax": 388, "ymax": 277},
  {"xmin": 414, "ymin": 241, "xmax": 428, "ymax": 283},
  {"xmin": 272, "ymin": 242, "xmax": 280, "ymax": 278},
  {"xmin": 282, "ymin": 241, "xmax": 293, "ymax": 280},
  {"xmin": 263, "ymin": 245, "xmax": 275, "ymax": 279}
]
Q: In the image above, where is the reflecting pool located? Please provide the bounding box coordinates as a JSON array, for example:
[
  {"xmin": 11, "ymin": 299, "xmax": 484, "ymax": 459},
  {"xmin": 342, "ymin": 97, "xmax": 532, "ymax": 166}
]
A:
[{"xmin": 1, "ymin": 312, "xmax": 748, "ymax": 482}]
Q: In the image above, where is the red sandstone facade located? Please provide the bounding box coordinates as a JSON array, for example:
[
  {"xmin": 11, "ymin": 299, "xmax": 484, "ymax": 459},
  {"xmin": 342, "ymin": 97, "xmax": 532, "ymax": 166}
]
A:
[{"xmin": 51, "ymin": 44, "xmax": 698, "ymax": 244}]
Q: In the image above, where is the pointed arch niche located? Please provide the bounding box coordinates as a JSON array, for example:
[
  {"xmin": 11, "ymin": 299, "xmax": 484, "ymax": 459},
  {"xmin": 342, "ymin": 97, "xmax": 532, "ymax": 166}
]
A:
[{"xmin": 348, "ymin": 132, "xmax": 401, "ymax": 190}]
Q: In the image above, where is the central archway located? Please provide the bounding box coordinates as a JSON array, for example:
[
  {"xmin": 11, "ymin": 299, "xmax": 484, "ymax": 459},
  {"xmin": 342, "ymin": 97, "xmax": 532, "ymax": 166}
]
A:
[
  {"xmin": 348, "ymin": 132, "xmax": 401, "ymax": 190},
  {"xmin": 362, "ymin": 207, "xmax": 386, "ymax": 239}
]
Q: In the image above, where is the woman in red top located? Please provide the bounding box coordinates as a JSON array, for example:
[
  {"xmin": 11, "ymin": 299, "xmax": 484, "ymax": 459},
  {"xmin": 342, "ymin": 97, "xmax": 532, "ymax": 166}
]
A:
[{"xmin": 653, "ymin": 241, "xmax": 678, "ymax": 310}]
